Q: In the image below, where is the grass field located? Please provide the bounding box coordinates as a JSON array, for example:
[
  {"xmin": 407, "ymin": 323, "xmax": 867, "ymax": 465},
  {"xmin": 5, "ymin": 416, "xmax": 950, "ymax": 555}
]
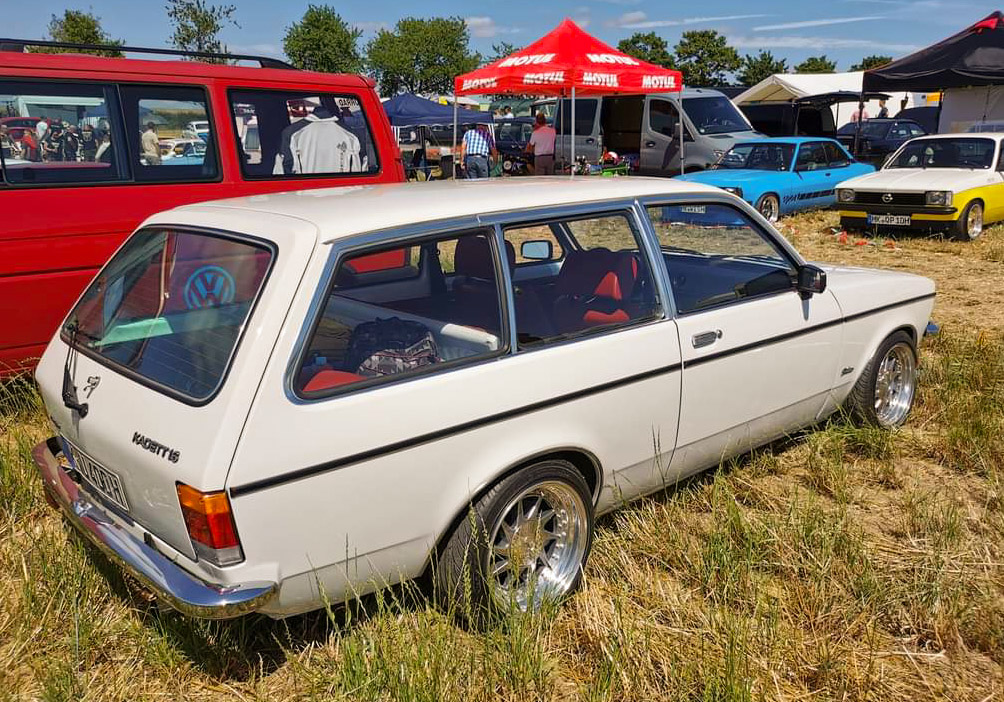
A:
[{"xmin": 1, "ymin": 210, "xmax": 1002, "ymax": 701}]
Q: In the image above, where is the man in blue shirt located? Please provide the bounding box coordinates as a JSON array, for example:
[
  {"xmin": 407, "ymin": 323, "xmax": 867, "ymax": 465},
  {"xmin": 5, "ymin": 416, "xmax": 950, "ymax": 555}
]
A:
[{"xmin": 460, "ymin": 123, "xmax": 497, "ymax": 179}]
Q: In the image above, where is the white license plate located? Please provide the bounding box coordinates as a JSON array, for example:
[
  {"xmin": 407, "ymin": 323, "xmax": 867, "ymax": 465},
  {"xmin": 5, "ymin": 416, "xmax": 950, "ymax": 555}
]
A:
[
  {"xmin": 868, "ymin": 214, "xmax": 911, "ymax": 226},
  {"xmin": 67, "ymin": 444, "xmax": 130, "ymax": 511}
]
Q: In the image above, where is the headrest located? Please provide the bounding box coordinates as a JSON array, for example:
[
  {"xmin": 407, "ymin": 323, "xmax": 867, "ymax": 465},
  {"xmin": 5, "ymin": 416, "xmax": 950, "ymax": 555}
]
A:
[
  {"xmin": 554, "ymin": 249, "xmax": 638, "ymax": 302},
  {"xmin": 454, "ymin": 235, "xmax": 497, "ymax": 281}
]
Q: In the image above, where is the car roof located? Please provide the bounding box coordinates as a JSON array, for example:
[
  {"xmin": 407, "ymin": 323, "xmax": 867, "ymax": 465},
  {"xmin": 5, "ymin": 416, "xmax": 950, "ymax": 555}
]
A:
[
  {"xmin": 166, "ymin": 177, "xmax": 723, "ymax": 243},
  {"xmin": 733, "ymin": 137, "xmax": 837, "ymax": 146},
  {"xmin": 910, "ymin": 132, "xmax": 1004, "ymax": 140}
]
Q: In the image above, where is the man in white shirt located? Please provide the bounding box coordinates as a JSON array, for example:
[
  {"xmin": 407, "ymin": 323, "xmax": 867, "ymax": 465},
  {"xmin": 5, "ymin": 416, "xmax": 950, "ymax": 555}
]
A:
[
  {"xmin": 526, "ymin": 112, "xmax": 556, "ymax": 175},
  {"xmin": 35, "ymin": 116, "xmax": 48, "ymax": 141},
  {"xmin": 141, "ymin": 122, "xmax": 161, "ymax": 165}
]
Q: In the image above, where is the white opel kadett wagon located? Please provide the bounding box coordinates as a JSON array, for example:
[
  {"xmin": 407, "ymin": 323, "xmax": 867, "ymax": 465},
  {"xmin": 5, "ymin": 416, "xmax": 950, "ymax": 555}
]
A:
[{"xmin": 33, "ymin": 178, "xmax": 935, "ymax": 619}]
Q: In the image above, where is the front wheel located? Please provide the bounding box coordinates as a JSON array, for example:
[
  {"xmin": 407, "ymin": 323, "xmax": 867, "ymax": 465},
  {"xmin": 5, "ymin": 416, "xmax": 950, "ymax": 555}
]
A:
[
  {"xmin": 755, "ymin": 193, "xmax": 780, "ymax": 223},
  {"xmin": 953, "ymin": 200, "xmax": 984, "ymax": 241},
  {"xmin": 845, "ymin": 330, "xmax": 918, "ymax": 428},
  {"xmin": 434, "ymin": 460, "xmax": 594, "ymax": 619}
]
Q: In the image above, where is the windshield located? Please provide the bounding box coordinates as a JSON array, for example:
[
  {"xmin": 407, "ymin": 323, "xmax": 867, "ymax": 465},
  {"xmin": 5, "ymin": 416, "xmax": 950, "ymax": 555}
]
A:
[
  {"xmin": 714, "ymin": 143, "xmax": 794, "ymax": 171},
  {"xmin": 887, "ymin": 137, "xmax": 996, "ymax": 169},
  {"xmin": 64, "ymin": 228, "xmax": 273, "ymax": 402},
  {"xmin": 683, "ymin": 96, "xmax": 753, "ymax": 135},
  {"xmin": 497, "ymin": 122, "xmax": 533, "ymax": 142}
]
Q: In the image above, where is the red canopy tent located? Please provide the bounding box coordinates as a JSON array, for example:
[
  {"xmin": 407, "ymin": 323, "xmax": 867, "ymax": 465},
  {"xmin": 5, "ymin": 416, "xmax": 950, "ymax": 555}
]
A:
[{"xmin": 452, "ymin": 19, "xmax": 684, "ymax": 172}]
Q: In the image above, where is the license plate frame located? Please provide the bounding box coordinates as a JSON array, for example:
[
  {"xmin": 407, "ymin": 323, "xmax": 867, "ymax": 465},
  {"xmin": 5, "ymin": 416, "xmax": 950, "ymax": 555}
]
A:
[
  {"xmin": 867, "ymin": 214, "xmax": 912, "ymax": 226},
  {"xmin": 66, "ymin": 442, "xmax": 130, "ymax": 512}
]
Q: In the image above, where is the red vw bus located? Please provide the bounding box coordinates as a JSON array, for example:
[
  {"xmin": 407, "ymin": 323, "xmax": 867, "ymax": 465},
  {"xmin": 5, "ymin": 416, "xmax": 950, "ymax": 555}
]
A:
[{"xmin": 0, "ymin": 40, "xmax": 406, "ymax": 375}]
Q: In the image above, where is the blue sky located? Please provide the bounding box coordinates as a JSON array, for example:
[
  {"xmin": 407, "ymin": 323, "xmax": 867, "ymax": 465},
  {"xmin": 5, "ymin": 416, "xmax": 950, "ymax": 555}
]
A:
[{"xmin": 2, "ymin": 0, "xmax": 995, "ymax": 71}]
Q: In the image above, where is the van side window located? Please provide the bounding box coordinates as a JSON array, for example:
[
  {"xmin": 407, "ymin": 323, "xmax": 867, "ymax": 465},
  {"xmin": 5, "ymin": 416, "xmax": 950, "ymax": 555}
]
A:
[
  {"xmin": 118, "ymin": 85, "xmax": 218, "ymax": 183},
  {"xmin": 0, "ymin": 81, "xmax": 128, "ymax": 186},
  {"xmin": 646, "ymin": 204, "xmax": 795, "ymax": 314},
  {"xmin": 502, "ymin": 213, "xmax": 660, "ymax": 348},
  {"xmin": 297, "ymin": 229, "xmax": 503, "ymax": 397},
  {"xmin": 229, "ymin": 90, "xmax": 379, "ymax": 179}
]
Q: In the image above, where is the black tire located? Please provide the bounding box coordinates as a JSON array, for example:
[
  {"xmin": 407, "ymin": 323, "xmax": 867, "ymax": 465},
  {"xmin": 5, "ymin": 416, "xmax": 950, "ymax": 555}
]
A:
[
  {"xmin": 953, "ymin": 200, "xmax": 984, "ymax": 241},
  {"xmin": 844, "ymin": 330, "xmax": 918, "ymax": 428},
  {"xmin": 433, "ymin": 459, "xmax": 594, "ymax": 622},
  {"xmin": 755, "ymin": 193, "xmax": 780, "ymax": 223}
]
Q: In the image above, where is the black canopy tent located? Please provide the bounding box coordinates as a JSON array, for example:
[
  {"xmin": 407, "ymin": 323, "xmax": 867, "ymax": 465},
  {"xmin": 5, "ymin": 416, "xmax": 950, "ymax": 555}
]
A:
[{"xmin": 863, "ymin": 11, "xmax": 1004, "ymax": 92}]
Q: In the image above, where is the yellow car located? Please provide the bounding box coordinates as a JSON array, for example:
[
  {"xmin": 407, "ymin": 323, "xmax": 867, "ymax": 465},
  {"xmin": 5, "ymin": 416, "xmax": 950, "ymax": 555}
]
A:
[{"xmin": 836, "ymin": 133, "xmax": 1004, "ymax": 241}]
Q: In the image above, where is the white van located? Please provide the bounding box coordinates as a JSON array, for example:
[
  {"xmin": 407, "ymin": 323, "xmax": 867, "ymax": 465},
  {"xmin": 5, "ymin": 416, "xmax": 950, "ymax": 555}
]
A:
[{"xmin": 33, "ymin": 178, "xmax": 935, "ymax": 619}]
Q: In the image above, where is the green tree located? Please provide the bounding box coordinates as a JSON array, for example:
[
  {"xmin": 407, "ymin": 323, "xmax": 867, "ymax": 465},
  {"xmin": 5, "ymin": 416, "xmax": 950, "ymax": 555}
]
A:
[
  {"xmin": 165, "ymin": 0, "xmax": 238, "ymax": 60},
  {"xmin": 32, "ymin": 10, "xmax": 123, "ymax": 57},
  {"xmin": 850, "ymin": 55, "xmax": 892, "ymax": 71},
  {"xmin": 366, "ymin": 17, "xmax": 480, "ymax": 95},
  {"xmin": 737, "ymin": 50, "xmax": 787, "ymax": 87},
  {"xmin": 486, "ymin": 41, "xmax": 520, "ymax": 64},
  {"xmin": 617, "ymin": 32, "xmax": 675, "ymax": 68},
  {"xmin": 795, "ymin": 55, "xmax": 837, "ymax": 73},
  {"xmin": 673, "ymin": 30, "xmax": 740, "ymax": 86},
  {"xmin": 283, "ymin": 5, "xmax": 362, "ymax": 73}
]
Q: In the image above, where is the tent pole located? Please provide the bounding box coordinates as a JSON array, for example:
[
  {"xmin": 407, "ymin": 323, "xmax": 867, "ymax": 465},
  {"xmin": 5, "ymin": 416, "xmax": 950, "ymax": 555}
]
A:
[
  {"xmin": 680, "ymin": 83, "xmax": 686, "ymax": 176},
  {"xmin": 452, "ymin": 99, "xmax": 458, "ymax": 180},
  {"xmin": 571, "ymin": 86, "xmax": 576, "ymax": 176},
  {"xmin": 935, "ymin": 91, "xmax": 944, "ymax": 133},
  {"xmin": 853, "ymin": 91, "xmax": 864, "ymax": 157}
]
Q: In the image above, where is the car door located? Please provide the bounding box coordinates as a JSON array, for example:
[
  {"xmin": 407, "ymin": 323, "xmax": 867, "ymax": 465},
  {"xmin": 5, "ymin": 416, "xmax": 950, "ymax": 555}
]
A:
[
  {"xmin": 821, "ymin": 141, "xmax": 854, "ymax": 206},
  {"xmin": 641, "ymin": 200, "xmax": 843, "ymax": 476},
  {"xmin": 641, "ymin": 97, "xmax": 684, "ymax": 175},
  {"xmin": 554, "ymin": 98, "xmax": 601, "ymax": 163},
  {"xmin": 792, "ymin": 141, "xmax": 834, "ymax": 208}
]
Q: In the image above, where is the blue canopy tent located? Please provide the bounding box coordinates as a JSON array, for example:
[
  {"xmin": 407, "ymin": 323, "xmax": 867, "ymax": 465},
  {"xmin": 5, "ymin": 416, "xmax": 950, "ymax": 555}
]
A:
[{"xmin": 381, "ymin": 93, "xmax": 488, "ymax": 127}]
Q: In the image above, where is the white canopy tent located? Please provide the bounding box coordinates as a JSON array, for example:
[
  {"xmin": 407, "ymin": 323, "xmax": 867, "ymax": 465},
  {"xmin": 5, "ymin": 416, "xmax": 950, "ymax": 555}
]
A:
[
  {"xmin": 938, "ymin": 86, "xmax": 1004, "ymax": 131},
  {"xmin": 734, "ymin": 71, "xmax": 922, "ymax": 128}
]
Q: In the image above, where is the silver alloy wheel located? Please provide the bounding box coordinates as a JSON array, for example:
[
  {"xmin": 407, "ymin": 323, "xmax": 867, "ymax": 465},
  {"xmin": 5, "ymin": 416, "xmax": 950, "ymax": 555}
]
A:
[
  {"xmin": 873, "ymin": 342, "xmax": 917, "ymax": 427},
  {"xmin": 967, "ymin": 202, "xmax": 984, "ymax": 239},
  {"xmin": 758, "ymin": 194, "xmax": 780, "ymax": 223},
  {"xmin": 488, "ymin": 480, "xmax": 588, "ymax": 611}
]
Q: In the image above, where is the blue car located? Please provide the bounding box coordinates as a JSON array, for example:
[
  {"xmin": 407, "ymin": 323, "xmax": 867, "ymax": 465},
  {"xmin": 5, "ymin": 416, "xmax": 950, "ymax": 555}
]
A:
[{"xmin": 677, "ymin": 137, "xmax": 874, "ymax": 222}]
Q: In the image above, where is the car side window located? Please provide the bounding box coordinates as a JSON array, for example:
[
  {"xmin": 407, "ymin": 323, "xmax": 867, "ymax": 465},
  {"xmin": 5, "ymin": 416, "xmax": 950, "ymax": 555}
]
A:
[
  {"xmin": 908, "ymin": 124, "xmax": 925, "ymax": 137},
  {"xmin": 502, "ymin": 212, "xmax": 661, "ymax": 348},
  {"xmin": 795, "ymin": 142, "xmax": 828, "ymax": 170},
  {"xmin": 824, "ymin": 142, "xmax": 850, "ymax": 167},
  {"xmin": 646, "ymin": 203, "xmax": 796, "ymax": 315},
  {"xmin": 0, "ymin": 80, "xmax": 128, "ymax": 186},
  {"xmin": 297, "ymin": 229, "xmax": 504, "ymax": 397},
  {"xmin": 996, "ymin": 144, "xmax": 1004, "ymax": 172},
  {"xmin": 118, "ymin": 85, "xmax": 218, "ymax": 183},
  {"xmin": 649, "ymin": 99, "xmax": 680, "ymax": 137},
  {"xmin": 230, "ymin": 89, "xmax": 379, "ymax": 179}
]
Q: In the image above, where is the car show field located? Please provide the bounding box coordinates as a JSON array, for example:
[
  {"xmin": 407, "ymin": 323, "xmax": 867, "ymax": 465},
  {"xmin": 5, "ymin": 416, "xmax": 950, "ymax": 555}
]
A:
[{"xmin": 1, "ymin": 209, "xmax": 1000, "ymax": 701}]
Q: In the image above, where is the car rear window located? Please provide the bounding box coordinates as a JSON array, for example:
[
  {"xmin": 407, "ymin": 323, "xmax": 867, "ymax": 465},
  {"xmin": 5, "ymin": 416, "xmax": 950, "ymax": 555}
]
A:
[{"xmin": 63, "ymin": 228, "xmax": 273, "ymax": 403}]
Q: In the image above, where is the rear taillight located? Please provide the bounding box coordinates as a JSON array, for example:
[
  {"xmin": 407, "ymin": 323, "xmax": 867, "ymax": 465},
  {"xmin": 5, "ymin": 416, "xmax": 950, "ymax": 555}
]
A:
[{"xmin": 176, "ymin": 483, "xmax": 244, "ymax": 566}]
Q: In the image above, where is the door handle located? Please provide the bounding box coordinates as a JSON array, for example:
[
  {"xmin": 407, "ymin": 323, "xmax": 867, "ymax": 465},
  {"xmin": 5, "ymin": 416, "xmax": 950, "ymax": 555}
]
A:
[
  {"xmin": 585, "ymin": 138, "xmax": 596, "ymax": 144},
  {"xmin": 692, "ymin": 330, "xmax": 722, "ymax": 348},
  {"xmin": 645, "ymin": 141, "xmax": 657, "ymax": 148}
]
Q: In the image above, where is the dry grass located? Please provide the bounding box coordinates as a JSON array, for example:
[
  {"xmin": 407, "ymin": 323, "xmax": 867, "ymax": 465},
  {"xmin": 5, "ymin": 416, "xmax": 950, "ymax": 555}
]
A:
[{"xmin": 2, "ymin": 209, "xmax": 1003, "ymax": 701}]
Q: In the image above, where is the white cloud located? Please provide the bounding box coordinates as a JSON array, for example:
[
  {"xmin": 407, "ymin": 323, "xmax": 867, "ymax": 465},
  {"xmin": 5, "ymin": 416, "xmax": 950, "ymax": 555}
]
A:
[
  {"xmin": 609, "ymin": 12, "xmax": 771, "ymax": 29},
  {"xmin": 729, "ymin": 34, "xmax": 920, "ymax": 53},
  {"xmin": 753, "ymin": 16, "xmax": 883, "ymax": 31},
  {"xmin": 465, "ymin": 16, "xmax": 520, "ymax": 38}
]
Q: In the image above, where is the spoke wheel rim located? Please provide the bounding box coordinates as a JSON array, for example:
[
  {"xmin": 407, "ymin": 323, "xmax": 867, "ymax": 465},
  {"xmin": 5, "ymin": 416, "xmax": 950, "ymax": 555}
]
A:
[
  {"xmin": 967, "ymin": 203, "xmax": 983, "ymax": 239},
  {"xmin": 873, "ymin": 342, "xmax": 917, "ymax": 427},
  {"xmin": 760, "ymin": 196, "xmax": 779, "ymax": 222},
  {"xmin": 487, "ymin": 480, "xmax": 588, "ymax": 611}
]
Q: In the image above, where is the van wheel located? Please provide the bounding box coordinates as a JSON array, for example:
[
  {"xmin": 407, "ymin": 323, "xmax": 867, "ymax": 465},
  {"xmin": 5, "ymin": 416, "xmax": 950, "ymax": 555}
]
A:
[
  {"xmin": 434, "ymin": 460, "xmax": 594, "ymax": 620},
  {"xmin": 953, "ymin": 200, "xmax": 983, "ymax": 241},
  {"xmin": 845, "ymin": 330, "xmax": 918, "ymax": 428},
  {"xmin": 756, "ymin": 193, "xmax": 780, "ymax": 223}
]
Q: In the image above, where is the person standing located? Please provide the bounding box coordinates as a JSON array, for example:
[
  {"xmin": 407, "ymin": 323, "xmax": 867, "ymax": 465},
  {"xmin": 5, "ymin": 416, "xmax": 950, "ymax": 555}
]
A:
[
  {"xmin": 526, "ymin": 112, "xmax": 556, "ymax": 175},
  {"xmin": 35, "ymin": 115, "xmax": 48, "ymax": 141},
  {"xmin": 40, "ymin": 123, "xmax": 65, "ymax": 161},
  {"xmin": 141, "ymin": 122, "xmax": 161, "ymax": 165},
  {"xmin": 877, "ymin": 99, "xmax": 889, "ymax": 119},
  {"xmin": 63, "ymin": 125, "xmax": 80, "ymax": 161},
  {"xmin": 460, "ymin": 123, "xmax": 496, "ymax": 179},
  {"xmin": 79, "ymin": 124, "xmax": 98, "ymax": 161},
  {"xmin": 501, "ymin": 106, "xmax": 514, "ymax": 120}
]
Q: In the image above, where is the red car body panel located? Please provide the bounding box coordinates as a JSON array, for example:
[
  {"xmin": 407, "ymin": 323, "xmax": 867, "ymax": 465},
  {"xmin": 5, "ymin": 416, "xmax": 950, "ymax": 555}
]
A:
[{"xmin": 0, "ymin": 51, "xmax": 406, "ymax": 375}]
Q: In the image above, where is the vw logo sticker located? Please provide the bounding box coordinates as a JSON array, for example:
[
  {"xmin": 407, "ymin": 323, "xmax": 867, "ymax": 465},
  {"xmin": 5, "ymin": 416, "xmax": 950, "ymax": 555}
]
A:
[{"xmin": 184, "ymin": 265, "xmax": 236, "ymax": 309}]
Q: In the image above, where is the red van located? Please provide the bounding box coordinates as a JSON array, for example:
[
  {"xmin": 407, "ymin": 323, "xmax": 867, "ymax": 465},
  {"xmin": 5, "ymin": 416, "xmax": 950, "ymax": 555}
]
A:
[{"xmin": 0, "ymin": 42, "xmax": 405, "ymax": 375}]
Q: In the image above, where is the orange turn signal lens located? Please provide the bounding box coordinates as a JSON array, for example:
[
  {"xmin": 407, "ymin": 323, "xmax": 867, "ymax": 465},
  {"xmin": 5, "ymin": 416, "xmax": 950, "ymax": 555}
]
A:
[{"xmin": 176, "ymin": 483, "xmax": 240, "ymax": 552}]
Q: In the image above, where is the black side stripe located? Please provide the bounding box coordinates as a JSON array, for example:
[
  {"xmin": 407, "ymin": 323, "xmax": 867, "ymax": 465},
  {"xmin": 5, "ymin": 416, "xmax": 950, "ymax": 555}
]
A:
[
  {"xmin": 228, "ymin": 292, "xmax": 935, "ymax": 498},
  {"xmin": 229, "ymin": 362, "xmax": 683, "ymax": 498}
]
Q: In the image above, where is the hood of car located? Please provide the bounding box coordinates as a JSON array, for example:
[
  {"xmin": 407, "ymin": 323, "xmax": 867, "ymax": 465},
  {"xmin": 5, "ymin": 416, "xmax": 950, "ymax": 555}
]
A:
[
  {"xmin": 678, "ymin": 169, "xmax": 779, "ymax": 186},
  {"xmin": 837, "ymin": 167, "xmax": 997, "ymax": 194}
]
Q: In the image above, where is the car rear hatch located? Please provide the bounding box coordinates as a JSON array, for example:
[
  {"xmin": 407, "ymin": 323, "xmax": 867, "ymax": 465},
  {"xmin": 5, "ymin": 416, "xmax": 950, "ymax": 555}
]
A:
[{"xmin": 35, "ymin": 210, "xmax": 318, "ymax": 561}]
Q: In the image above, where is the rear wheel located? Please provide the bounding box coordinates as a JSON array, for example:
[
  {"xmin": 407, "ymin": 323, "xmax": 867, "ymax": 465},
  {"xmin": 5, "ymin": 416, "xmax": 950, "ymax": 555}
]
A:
[
  {"xmin": 953, "ymin": 200, "xmax": 983, "ymax": 241},
  {"xmin": 845, "ymin": 330, "xmax": 918, "ymax": 428},
  {"xmin": 755, "ymin": 193, "xmax": 780, "ymax": 223},
  {"xmin": 434, "ymin": 460, "xmax": 594, "ymax": 620}
]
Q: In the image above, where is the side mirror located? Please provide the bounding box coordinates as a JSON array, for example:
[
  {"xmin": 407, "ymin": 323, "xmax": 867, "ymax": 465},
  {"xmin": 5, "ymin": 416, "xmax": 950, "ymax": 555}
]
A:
[
  {"xmin": 797, "ymin": 264, "xmax": 827, "ymax": 298},
  {"xmin": 521, "ymin": 240, "xmax": 553, "ymax": 261}
]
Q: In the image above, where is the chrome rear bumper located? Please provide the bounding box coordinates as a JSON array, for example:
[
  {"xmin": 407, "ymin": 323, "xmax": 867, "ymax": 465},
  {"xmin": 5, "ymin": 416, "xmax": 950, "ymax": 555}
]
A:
[{"xmin": 33, "ymin": 438, "xmax": 276, "ymax": 619}]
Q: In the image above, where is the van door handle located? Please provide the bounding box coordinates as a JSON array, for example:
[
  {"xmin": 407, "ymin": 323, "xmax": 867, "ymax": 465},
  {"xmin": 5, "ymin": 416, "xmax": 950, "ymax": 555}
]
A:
[
  {"xmin": 692, "ymin": 330, "xmax": 722, "ymax": 348},
  {"xmin": 585, "ymin": 138, "xmax": 596, "ymax": 144}
]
